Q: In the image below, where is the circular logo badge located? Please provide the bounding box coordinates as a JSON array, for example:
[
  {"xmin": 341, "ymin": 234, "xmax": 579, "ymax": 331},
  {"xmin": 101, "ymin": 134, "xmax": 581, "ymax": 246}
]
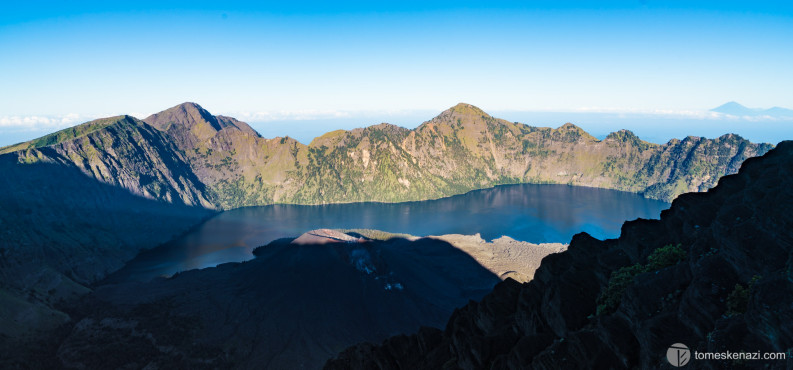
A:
[{"xmin": 667, "ymin": 343, "xmax": 691, "ymax": 367}]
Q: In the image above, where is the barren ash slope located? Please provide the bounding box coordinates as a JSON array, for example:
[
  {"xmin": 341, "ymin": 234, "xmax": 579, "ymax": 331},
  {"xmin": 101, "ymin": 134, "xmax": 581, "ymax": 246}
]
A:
[{"xmin": 327, "ymin": 141, "xmax": 793, "ymax": 369}]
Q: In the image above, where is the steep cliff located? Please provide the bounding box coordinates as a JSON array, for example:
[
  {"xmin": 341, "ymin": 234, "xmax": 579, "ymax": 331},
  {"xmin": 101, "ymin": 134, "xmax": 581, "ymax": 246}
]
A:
[
  {"xmin": 326, "ymin": 141, "xmax": 793, "ymax": 369},
  {"xmin": 141, "ymin": 102, "xmax": 772, "ymax": 208},
  {"xmin": 295, "ymin": 103, "xmax": 771, "ymax": 204},
  {"xmin": 2, "ymin": 115, "xmax": 215, "ymax": 207},
  {"xmin": 143, "ymin": 103, "xmax": 308, "ymax": 208},
  {"xmin": 0, "ymin": 116, "xmax": 216, "ymax": 340}
]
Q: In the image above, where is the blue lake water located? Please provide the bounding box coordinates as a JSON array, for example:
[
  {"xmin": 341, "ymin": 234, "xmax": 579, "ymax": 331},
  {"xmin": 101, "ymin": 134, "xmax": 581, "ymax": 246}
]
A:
[{"xmin": 107, "ymin": 184, "xmax": 669, "ymax": 283}]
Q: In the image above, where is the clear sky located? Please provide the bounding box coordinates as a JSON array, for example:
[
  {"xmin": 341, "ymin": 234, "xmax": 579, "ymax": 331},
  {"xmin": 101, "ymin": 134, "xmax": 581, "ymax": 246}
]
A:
[{"xmin": 1, "ymin": 1, "xmax": 792, "ymax": 142}]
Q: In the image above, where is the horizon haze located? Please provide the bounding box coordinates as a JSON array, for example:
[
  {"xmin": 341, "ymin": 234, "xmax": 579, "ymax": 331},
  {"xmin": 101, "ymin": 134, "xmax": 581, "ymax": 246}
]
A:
[
  {"xmin": 2, "ymin": 101, "xmax": 792, "ymax": 148},
  {"xmin": 1, "ymin": 1, "xmax": 792, "ymax": 146},
  {"xmin": 3, "ymin": 2, "xmax": 793, "ymax": 366}
]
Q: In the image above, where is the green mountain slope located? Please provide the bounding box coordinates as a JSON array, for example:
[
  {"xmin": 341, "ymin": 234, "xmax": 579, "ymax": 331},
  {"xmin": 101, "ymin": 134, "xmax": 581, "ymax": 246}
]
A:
[
  {"xmin": 0, "ymin": 115, "xmax": 217, "ymax": 339},
  {"xmin": 0, "ymin": 102, "xmax": 774, "ymax": 346},
  {"xmin": 326, "ymin": 141, "xmax": 793, "ymax": 370},
  {"xmin": 3, "ymin": 103, "xmax": 771, "ymax": 211},
  {"xmin": 144, "ymin": 102, "xmax": 772, "ymax": 208},
  {"xmin": 0, "ymin": 116, "xmax": 120, "ymax": 155},
  {"xmin": 6, "ymin": 115, "xmax": 216, "ymax": 208}
]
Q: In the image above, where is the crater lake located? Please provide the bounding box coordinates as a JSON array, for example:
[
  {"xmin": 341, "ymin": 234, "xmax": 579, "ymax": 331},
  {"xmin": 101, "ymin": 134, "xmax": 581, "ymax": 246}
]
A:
[{"xmin": 106, "ymin": 184, "xmax": 670, "ymax": 283}]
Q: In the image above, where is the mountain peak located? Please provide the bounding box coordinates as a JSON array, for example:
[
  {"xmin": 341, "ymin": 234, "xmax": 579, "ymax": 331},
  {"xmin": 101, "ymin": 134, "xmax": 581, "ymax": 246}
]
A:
[
  {"xmin": 160, "ymin": 101, "xmax": 198, "ymax": 109},
  {"xmin": 549, "ymin": 122, "xmax": 597, "ymax": 143},
  {"xmin": 605, "ymin": 129, "xmax": 653, "ymax": 149},
  {"xmin": 557, "ymin": 122, "xmax": 591, "ymax": 135},
  {"xmin": 145, "ymin": 102, "xmax": 226, "ymax": 133},
  {"xmin": 764, "ymin": 106, "xmax": 793, "ymax": 117},
  {"xmin": 710, "ymin": 101, "xmax": 753, "ymax": 114},
  {"xmin": 161, "ymin": 102, "xmax": 212, "ymax": 119},
  {"xmin": 173, "ymin": 102, "xmax": 208, "ymax": 113},
  {"xmin": 710, "ymin": 101, "xmax": 793, "ymax": 118},
  {"xmin": 446, "ymin": 103, "xmax": 490, "ymax": 117},
  {"xmin": 181, "ymin": 101, "xmax": 202, "ymax": 108},
  {"xmin": 715, "ymin": 101, "xmax": 745, "ymax": 109}
]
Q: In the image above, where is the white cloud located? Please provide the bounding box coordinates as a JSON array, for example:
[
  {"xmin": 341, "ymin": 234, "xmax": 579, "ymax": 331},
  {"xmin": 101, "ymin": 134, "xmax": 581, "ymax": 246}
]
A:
[
  {"xmin": 542, "ymin": 107, "xmax": 792, "ymax": 121},
  {"xmin": 0, "ymin": 113, "xmax": 88, "ymax": 131},
  {"xmin": 225, "ymin": 108, "xmax": 440, "ymax": 126},
  {"xmin": 232, "ymin": 109, "xmax": 354, "ymax": 122}
]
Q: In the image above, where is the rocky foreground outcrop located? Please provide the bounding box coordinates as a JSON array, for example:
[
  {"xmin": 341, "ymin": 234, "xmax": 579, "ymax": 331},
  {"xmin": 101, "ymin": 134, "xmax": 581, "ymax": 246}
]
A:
[
  {"xmin": 41, "ymin": 236, "xmax": 502, "ymax": 369},
  {"xmin": 326, "ymin": 142, "xmax": 793, "ymax": 369}
]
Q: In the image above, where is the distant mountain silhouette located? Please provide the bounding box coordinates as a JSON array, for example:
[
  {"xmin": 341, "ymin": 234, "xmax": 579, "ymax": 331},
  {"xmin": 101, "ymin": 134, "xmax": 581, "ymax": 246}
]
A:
[
  {"xmin": 711, "ymin": 101, "xmax": 793, "ymax": 118},
  {"xmin": 764, "ymin": 106, "xmax": 793, "ymax": 117}
]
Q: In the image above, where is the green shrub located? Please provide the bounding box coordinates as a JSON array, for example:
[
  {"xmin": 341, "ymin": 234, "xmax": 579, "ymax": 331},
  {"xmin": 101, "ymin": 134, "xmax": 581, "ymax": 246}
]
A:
[
  {"xmin": 597, "ymin": 263, "xmax": 645, "ymax": 315},
  {"xmin": 725, "ymin": 275, "xmax": 762, "ymax": 316},
  {"xmin": 596, "ymin": 244, "xmax": 687, "ymax": 315},
  {"xmin": 726, "ymin": 284, "xmax": 749, "ymax": 315},
  {"xmin": 646, "ymin": 244, "xmax": 687, "ymax": 270}
]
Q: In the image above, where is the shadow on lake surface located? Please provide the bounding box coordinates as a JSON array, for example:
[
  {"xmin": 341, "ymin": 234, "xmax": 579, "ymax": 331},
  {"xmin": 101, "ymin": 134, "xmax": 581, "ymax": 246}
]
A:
[{"xmin": 106, "ymin": 184, "xmax": 669, "ymax": 283}]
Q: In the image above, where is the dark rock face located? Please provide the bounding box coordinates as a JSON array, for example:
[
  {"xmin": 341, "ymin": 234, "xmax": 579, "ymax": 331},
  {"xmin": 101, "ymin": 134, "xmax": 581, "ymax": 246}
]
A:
[
  {"xmin": 48, "ymin": 236, "xmax": 501, "ymax": 369},
  {"xmin": 0, "ymin": 116, "xmax": 216, "ymax": 343},
  {"xmin": 326, "ymin": 141, "xmax": 793, "ymax": 369},
  {"xmin": 7, "ymin": 115, "xmax": 216, "ymax": 208}
]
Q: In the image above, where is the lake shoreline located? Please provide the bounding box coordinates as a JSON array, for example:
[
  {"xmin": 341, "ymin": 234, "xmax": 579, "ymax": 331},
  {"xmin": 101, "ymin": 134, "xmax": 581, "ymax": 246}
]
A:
[{"xmin": 106, "ymin": 183, "xmax": 669, "ymax": 284}]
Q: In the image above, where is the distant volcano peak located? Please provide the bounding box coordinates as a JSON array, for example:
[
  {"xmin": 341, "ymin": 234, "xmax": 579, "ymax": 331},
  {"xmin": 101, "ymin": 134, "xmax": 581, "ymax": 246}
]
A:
[{"xmin": 710, "ymin": 101, "xmax": 793, "ymax": 118}]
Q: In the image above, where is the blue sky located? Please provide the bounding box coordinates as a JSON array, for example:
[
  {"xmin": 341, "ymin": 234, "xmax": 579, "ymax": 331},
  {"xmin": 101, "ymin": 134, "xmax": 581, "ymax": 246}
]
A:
[{"xmin": 1, "ymin": 1, "xmax": 792, "ymax": 144}]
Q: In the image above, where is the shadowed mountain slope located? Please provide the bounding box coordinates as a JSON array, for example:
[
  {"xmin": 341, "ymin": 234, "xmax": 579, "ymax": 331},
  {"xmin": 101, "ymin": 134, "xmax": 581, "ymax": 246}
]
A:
[
  {"xmin": 1, "ymin": 115, "xmax": 215, "ymax": 208},
  {"xmin": 0, "ymin": 161, "xmax": 215, "ymax": 342},
  {"xmin": 0, "ymin": 116, "xmax": 216, "ymax": 342},
  {"xmin": 326, "ymin": 141, "xmax": 793, "ymax": 369},
  {"xmin": 46, "ymin": 235, "xmax": 501, "ymax": 369}
]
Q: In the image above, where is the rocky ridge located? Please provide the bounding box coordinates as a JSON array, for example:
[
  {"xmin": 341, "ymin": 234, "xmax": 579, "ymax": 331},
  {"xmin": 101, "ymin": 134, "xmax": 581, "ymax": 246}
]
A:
[
  {"xmin": 142, "ymin": 102, "xmax": 772, "ymax": 208},
  {"xmin": 0, "ymin": 116, "xmax": 216, "ymax": 341},
  {"xmin": 1, "ymin": 102, "xmax": 773, "ymax": 210},
  {"xmin": 326, "ymin": 141, "xmax": 793, "ymax": 369},
  {"xmin": 0, "ymin": 101, "xmax": 779, "ymax": 362}
]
